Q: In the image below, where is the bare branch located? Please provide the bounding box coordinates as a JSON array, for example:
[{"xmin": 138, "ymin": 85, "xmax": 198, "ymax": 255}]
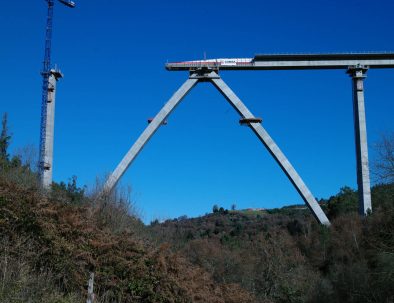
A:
[{"xmin": 372, "ymin": 132, "xmax": 394, "ymax": 184}]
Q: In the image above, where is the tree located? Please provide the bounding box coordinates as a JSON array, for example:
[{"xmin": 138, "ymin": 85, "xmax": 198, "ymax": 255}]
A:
[
  {"xmin": 327, "ymin": 186, "xmax": 358, "ymax": 217},
  {"xmin": 373, "ymin": 132, "xmax": 394, "ymax": 184},
  {"xmin": 0, "ymin": 113, "xmax": 11, "ymax": 161},
  {"xmin": 51, "ymin": 175, "xmax": 85, "ymax": 204},
  {"xmin": 231, "ymin": 204, "xmax": 237, "ymax": 211},
  {"xmin": 212, "ymin": 204, "xmax": 219, "ymax": 213}
]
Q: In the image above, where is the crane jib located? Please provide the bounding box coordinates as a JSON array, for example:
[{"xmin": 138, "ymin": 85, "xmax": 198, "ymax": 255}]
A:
[{"xmin": 58, "ymin": 0, "xmax": 76, "ymax": 8}]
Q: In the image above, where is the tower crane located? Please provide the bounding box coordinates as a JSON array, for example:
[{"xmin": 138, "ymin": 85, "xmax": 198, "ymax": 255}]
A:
[{"xmin": 39, "ymin": 0, "xmax": 75, "ymax": 188}]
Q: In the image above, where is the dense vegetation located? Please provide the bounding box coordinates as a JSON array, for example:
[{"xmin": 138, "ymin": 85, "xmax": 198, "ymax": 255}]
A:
[
  {"xmin": 0, "ymin": 177, "xmax": 256, "ymax": 303},
  {"xmin": 0, "ymin": 113, "xmax": 393, "ymax": 302},
  {"xmin": 148, "ymin": 183, "xmax": 394, "ymax": 303}
]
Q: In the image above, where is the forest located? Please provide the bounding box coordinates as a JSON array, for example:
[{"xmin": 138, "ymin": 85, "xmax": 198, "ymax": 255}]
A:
[{"xmin": 0, "ymin": 113, "xmax": 393, "ymax": 303}]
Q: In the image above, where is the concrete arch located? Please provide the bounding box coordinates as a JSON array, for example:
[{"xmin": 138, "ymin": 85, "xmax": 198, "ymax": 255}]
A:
[{"xmin": 103, "ymin": 70, "xmax": 330, "ymax": 225}]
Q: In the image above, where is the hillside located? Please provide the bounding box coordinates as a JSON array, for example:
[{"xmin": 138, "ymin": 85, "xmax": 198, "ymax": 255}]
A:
[
  {"xmin": 0, "ymin": 176, "xmax": 255, "ymax": 303},
  {"xmin": 0, "ymin": 122, "xmax": 393, "ymax": 302},
  {"xmin": 0, "ymin": 165, "xmax": 393, "ymax": 302},
  {"xmin": 148, "ymin": 184, "xmax": 394, "ymax": 303}
]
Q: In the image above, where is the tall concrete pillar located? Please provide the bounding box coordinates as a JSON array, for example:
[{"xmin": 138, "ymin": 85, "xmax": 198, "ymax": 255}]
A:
[
  {"xmin": 103, "ymin": 75, "xmax": 199, "ymax": 193},
  {"xmin": 40, "ymin": 69, "xmax": 63, "ymax": 189},
  {"xmin": 210, "ymin": 73, "xmax": 330, "ymax": 225},
  {"xmin": 347, "ymin": 66, "xmax": 372, "ymax": 215}
]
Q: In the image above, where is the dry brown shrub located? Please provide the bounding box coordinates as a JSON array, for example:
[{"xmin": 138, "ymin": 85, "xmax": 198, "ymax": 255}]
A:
[{"xmin": 0, "ymin": 177, "xmax": 256, "ymax": 302}]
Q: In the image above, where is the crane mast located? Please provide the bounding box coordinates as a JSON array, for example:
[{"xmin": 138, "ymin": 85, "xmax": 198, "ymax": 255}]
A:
[
  {"xmin": 39, "ymin": 0, "xmax": 53, "ymax": 181},
  {"xmin": 42, "ymin": 0, "xmax": 54, "ymax": 74},
  {"xmin": 39, "ymin": 0, "xmax": 74, "ymax": 189}
]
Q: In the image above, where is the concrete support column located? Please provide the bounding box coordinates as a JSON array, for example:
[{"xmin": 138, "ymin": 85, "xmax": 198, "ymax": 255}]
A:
[
  {"xmin": 210, "ymin": 73, "xmax": 330, "ymax": 225},
  {"xmin": 347, "ymin": 66, "xmax": 372, "ymax": 215},
  {"xmin": 103, "ymin": 75, "xmax": 199, "ymax": 193},
  {"xmin": 41, "ymin": 69, "xmax": 62, "ymax": 189}
]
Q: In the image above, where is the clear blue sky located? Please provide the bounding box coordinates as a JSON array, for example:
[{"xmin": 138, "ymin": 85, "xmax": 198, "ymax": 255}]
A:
[{"xmin": 1, "ymin": 0, "xmax": 393, "ymax": 223}]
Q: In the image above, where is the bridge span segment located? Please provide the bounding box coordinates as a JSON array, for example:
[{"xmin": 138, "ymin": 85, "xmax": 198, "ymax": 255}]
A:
[{"xmin": 166, "ymin": 52, "xmax": 394, "ymax": 70}]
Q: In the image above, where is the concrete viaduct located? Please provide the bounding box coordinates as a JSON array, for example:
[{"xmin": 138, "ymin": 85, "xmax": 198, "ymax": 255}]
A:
[{"xmin": 102, "ymin": 53, "xmax": 394, "ymax": 226}]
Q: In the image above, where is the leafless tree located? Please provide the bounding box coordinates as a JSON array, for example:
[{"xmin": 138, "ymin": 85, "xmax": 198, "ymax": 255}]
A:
[
  {"xmin": 87, "ymin": 175, "xmax": 142, "ymax": 234},
  {"xmin": 14, "ymin": 144, "xmax": 38, "ymax": 171},
  {"xmin": 372, "ymin": 132, "xmax": 394, "ymax": 183}
]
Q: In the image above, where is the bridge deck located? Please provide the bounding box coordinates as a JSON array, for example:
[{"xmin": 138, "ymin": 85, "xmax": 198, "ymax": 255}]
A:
[{"xmin": 166, "ymin": 52, "xmax": 394, "ymax": 71}]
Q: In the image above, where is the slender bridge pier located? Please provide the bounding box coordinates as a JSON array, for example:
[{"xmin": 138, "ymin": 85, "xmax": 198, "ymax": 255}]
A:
[{"xmin": 103, "ymin": 53, "xmax": 394, "ymax": 225}]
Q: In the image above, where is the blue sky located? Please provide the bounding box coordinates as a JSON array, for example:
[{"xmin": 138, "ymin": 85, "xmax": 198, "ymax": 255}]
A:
[{"xmin": 1, "ymin": 0, "xmax": 393, "ymax": 223}]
